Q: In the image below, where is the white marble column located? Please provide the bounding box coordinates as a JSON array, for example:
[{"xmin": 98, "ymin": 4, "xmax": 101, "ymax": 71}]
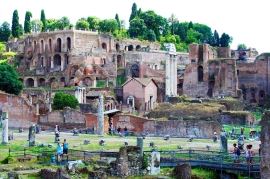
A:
[
  {"xmin": 165, "ymin": 54, "xmax": 171, "ymax": 96},
  {"xmin": 97, "ymin": 93, "xmax": 104, "ymax": 135},
  {"xmin": 174, "ymin": 55, "xmax": 177, "ymax": 95},
  {"xmin": 60, "ymin": 58, "xmax": 64, "ymax": 71},
  {"xmin": 48, "ymin": 102, "xmax": 52, "ymax": 112},
  {"xmin": 2, "ymin": 111, "xmax": 9, "ymax": 144}
]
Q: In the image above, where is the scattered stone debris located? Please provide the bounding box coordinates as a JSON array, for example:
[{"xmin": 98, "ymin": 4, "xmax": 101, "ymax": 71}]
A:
[
  {"xmin": 84, "ymin": 139, "xmax": 90, "ymax": 145},
  {"xmin": 163, "ymin": 135, "xmax": 170, "ymax": 140},
  {"xmin": 172, "ymin": 163, "xmax": 192, "ymax": 179}
]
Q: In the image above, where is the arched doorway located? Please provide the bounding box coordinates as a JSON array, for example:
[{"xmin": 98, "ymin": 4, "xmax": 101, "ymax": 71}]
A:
[
  {"xmin": 38, "ymin": 78, "xmax": 45, "ymax": 87},
  {"xmin": 60, "ymin": 77, "xmax": 65, "ymax": 85},
  {"xmin": 128, "ymin": 45, "xmax": 133, "ymax": 51},
  {"xmin": 250, "ymin": 88, "xmax": 256, "ymax": 103},
  {"xmin": 117, "ymin": 55, "xmax": 122, "ymax": 67},
  {"xmin": 49, "ymin": 77, "xmax": 56, "ymax": 87},
  {"xmin": 57, "ymin": 38, "xmax": 62, "ymax": 52},
  {"xmin": 53, "ymin": 54, "xmax": 61, "ymax": 72},
  {"xmin": 259, "ymin": 90, "xmax": 265, "ymax": 105},
  {"xmin": 131, "ymin": 64, "xmax": 139, "ymax": 77},
  {"xmin": 136, "ymin": 45, "xmax": 141, "ymax": 51},
  {"xmin": 101, "ymin": 43, "xmax": 107, "ymax": 51},
  {"xmin": 116, "ymin": 43, "xmax": 120, "ymax": 52},
  {"xmin": 40, "ymin": 40, "xmax": 44, "ymax": 53},
  {"xmin": 67, "ymin": 37, "xmax": 71, "ymax": 52},
  {"xmin": 198, "ymin": 66, "xmax": 204, "ymax": 82},
  {"xmin": 25, "ymin": 78, "xmax": 34, "ymax": 88},
  {"xmin": 207, "ymin": 81, "xmax": 215, "ymax": 97}
]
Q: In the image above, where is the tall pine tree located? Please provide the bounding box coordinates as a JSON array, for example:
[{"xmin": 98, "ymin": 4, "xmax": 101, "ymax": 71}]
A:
[
  {"xmin": 115, "ymin": 13, "xmax": 120, "ymax": 30},
  {"xmin": 40, "ymin": 9, "xmax": 46, "ymax": 31},
  {"xmin": 188, "ymin": 21, "xmax": 193, "ymax": 29},
  {"xmin": 129, "ymin": 3, "xmax": 137, "ymax": 22},
  {"xmin": 212, "ymin": 30, "xmax": 220, "ymax": 47},
  {"xmin": 12, "ymin": 10, "xmax": 20, "ymax": 38},
  {"xmin": 24, "ymin": 11, "xmax": 32, "ymax": 33}
]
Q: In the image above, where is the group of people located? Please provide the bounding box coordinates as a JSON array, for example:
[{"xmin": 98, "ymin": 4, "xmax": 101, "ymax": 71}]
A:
[
  {"xmin": 55, "ymin": 139, "xmax": 69, "ymax": 162},
  {"xmin": 232, "ymin": 143, "xmax": 261, "ymax": 166},
  {"xmin": 117, "ymin": 126, "xmax": 128, "ymax": 137}
]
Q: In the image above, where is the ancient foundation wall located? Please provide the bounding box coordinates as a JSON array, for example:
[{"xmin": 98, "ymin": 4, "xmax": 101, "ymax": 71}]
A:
[
  {"xmin": 0, "ymin": 93, "xmax": 38, "ymax": 128},
  {"xmin": 113, "ymin": 115, "xmax": 221, "ymax": 138}
]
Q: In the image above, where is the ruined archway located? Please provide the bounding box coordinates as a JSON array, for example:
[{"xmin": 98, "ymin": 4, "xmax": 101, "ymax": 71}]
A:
[
  {"xmin": 38, "ymin": 78, "xmax": 45, "ymax": 87},
  {"xmin": 83, "ymin": 77, "xmax": 92, "ymax": 86},
  {"xmin": 250, "ymin": 88, "xmax": 256, "ymax": 103},
  {"xmin": 49, "ymin": 77, "xmax": 56, "ymax": 87},
  {"xmin": 207, "ymin": 81, "xmax": 215, "ymax": 98},
  {"xmin": 60, "ymin": 77, "xmax": 65, "ymax": 85},
  {"xmin": 67, "ymin": 37, "xmax": 71, "ymax": 52},
  {"xmin": 259, "ymin": 90, "xmax": 265, "ymax": 102},
  {"xmin": 49, "ymin": 39, "xmax": 52, "ymax": 52},
  {"xmin": 116, "ymin": 43, "xmax": 120, "ymax": 52},
  {"xmin": 53, "ymin": 54, "xmax": 61, "ymax": 72},
  {"xmin": 198, "ymin": 66, "xmax": 204, "ymax": 82},
  {"xmin": 57, "ymin": 38, "xmax": 62, "ymax": 52},
  {"xmin": 117, "ymin": 55, "xmax": 122, "ymax": 67},
  {"xmin": 128, "ymin": 45, "xmax": 133, "ymax": 51},
  {"xmin": 131, "ymin": 64, "xmax": 139, "ymax": 78},
  {"xmin": 136, "ymin": 45, "xmax": 141, "ymax": 51},
  {"xmin": 25, "ymin": 78, "xmax": 34, "ymax": 88},
  {"xmin": 101, "ymin": 43, "xmax": 107, "ymax": 51},
  {"xmin": 40, "ymin": 40, "xmax": 44, "ymax": 53}
]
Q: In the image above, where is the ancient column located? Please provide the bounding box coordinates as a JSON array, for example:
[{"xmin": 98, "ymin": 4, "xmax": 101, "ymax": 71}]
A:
[
  {"xmin": 165, "ymin": 43, "xmax": 177, "ymax": 98},
  {"xmin": 93, "ymin": 79, "xmax": 97, "ymax": 88},
  {"xmin": 220, "ymin": 132, "xmax": 228, "ymax": 153},
  {"xmin": 60, "ymin": 58, "xmax": 64, "ymax": 71},
  {"xmin": 137, "ymin": 137, "xmax": 143, "ymax": 168},
  {"xmin": 165, "ymin": 54, "xmax": 171, "ymax": 97},
  {"xmin": 29, "ymin": 95, "xmax": 32, "ymax": 104},
  {"xmin": 51, "ymin": 59, "xmax": 54, "ymax": 69},
  {"xmin": 97, "ymin": 93, "xmax": 104, "ymax": 135},
  {"xmin": 48, "ymin": 102, "xmax": 52, "ymax": 112},
  {"xmin": 1, "ymin": 111, "xmax": 9, "ymax": 145},
  {"xmin": 261, "ymin": 111, "xmax": 270, "ymax": 179},
  {"xmin": 106, "ymin": 78, "xmax": 109, "ymax": 87}
]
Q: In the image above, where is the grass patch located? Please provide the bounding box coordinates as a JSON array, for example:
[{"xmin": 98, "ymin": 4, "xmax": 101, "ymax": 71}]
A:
[{"xmin": 192, "ymin": 167, "xmax": 219, "ymax": 179}]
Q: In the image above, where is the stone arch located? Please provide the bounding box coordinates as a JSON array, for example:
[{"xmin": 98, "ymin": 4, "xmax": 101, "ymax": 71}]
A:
[
  {"xmin": 71, "ymin": 65, "xmax": 79, "ymax": 76},
  {"xmin": 25, "ymin": 78, "xmax": 34, "ymax": 88},
  {"xmin": 198, "ymin": 66, "xmax": 204, "ymax": 82},
  {"xmin": 53, "ymin": 54, "xmax": 61, "ymax": 71},
  {"xmin": 131, "ymin": 64, "xmax": 139, "ymax": 78},
  {"xmin": 39, "ymin": 56, "xmax": 44, "ymax": 67},
  {"xmin": 49, "ymin": 39, "xmax": 52, "ymax": 52},
  {"xmin": 136, "ymin": 45, "xmax": 141, "ymax": 51},
  {"xmin": 154, "ymin": 64, "xmax": 158, "ymax": 70},
  {"xmin": 40, "ymin": 40, "xmax": 44, "ymax": 53},
  {"xmin": 117, "ymin": 55, "xmax": 123, "ymax": 67},
  {"xmin": 250, "ymin": 88, "xmax": 256, "ymax": 103},
  {"xmin": 60, "ymin": 77, "xmax": 65, "ymax": 85},
  {"xmin": 259, "ymin": 90, "xmax": 265, "ymax": 101},
  {"xmin": 49, "ymin": 77, "xmax": 56, "ymax": 87},
  {"xmin": 207, "ymin": 80, "xmax": 215, "ymax": 97},
  {"xmin": 128, "ymin": 45, "xmax": 133, "ymax": 51},
  {"xmin": 67, "ymin": 37, "xmax": 71, "ymax": 52},
  {"xmin": 38, "ymin": 78, "xmax": 45, "ymax": 87},
  {"xmin": 116, "ymin": 43, "xmax": 120, "ymax": 51},
  {"xmin": 83, "ymin": 77, "xmax": 92, "ymax": 86},
  {"xmin": 57, "ymin": 38, "xmax": 62, "ymax": 52},
  {"xmin": 101, "ymin": 43, "xmax": 107, "ymax": 51}
]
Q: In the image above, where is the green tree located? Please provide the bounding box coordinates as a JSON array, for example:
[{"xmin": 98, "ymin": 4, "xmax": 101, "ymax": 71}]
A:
[
  {"xmin": 115, "ymin": 13, "xmax": 121, "ymax": 30},
  {"xmin": 40, "ymin": 9, "xmax": 46, "ymax": 31},
  {"xmin": 0, "ymin": 22, "xmax": 11, "ymax": 41},
  {"xmin": 52, "ymin": 92, "xmax": 79, "ymax": 110},
  {"xmin": 58, "ymin": 16, "xmax": 70, "ymax": 29},
  {"xmin": 145, "ymin": 29, "xmax": 156, "ymax": 42},
  {"xmin": 18, "ymin": 24, "xmax": 23, "ymax": 36},
  {"xmin": 31, "ymin": 19, "xmax": 43, "ymax": 32},
  {"xmin": 185, "ymin": 28, "xmax": 202, "ymax": 44},
  {"xmin": 129, "ymin": 3, "xmax": 137, "ymax": 22},
  {"xmin": 237, "ymin": 44, "xmax": 247, "ymax": 50},
  {"xmin": 175, "ymin": 22, "xmax": 187, "ymax": 41},
  {"xmin": 193, "ymin": 23, "xmax": 212, "ymax": 44},
  {"xmin": 211, "ymin": 30, "xmax": 220, "ymax": 47},
  {"xmin": 11, "ymin": 10, "xmax": 20, "ymax": 38},
  {"xmin": 87, "ymin": 16, "xmax": 100, "ymax": 30},
  {"xmin": 0, "ymin": 62, "xmax": 23, "ymax": 95},
  {"xmin": 220, "ymin": 33, "xmax": 232, "ymax": 47},
  {"xmin": 76, "ymin": 19, "xmax": 89, "ymax": 30},
  {"xmin": 24, "ymin": 11, "xmax": 32, "ymax": 33},
  {"xmin": 46, "ymin": 18, "xmax": 60, "ymax": 31},
  {"xmin": 188, "ymin": 21, "xmax": 193, "ymax": 29},
  {"xmin": 168, "ymin": 14, "xmax": 178, "ymax": 35},
  {"xmin": 129, "ymin": 18, "xmax": 147, "ymax": 38},
  {"xmin": 99, "ymin": 19, "xmax": 118, "ymax": 32}
]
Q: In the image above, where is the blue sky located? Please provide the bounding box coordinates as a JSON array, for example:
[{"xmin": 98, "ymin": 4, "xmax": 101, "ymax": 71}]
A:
[{"xmin": 0, "ymin": 0, "xmax": 268, "ymax": 53}]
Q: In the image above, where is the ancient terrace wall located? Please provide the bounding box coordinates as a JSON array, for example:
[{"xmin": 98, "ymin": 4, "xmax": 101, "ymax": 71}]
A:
[
  {"xmin": 112, "ymin": 115, "xmax": 221, "ymax": 138},
  {"xmin": 183, "ymin": 43, "xmax": 239, "ymax": 98},
  {"xmin": 237, "ymin": 53, "xmax": 270, "ymax": 105}
]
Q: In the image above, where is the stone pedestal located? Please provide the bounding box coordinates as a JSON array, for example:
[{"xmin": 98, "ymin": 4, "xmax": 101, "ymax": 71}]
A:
[{"xmin": 220, "ymin": 132, "xmax": 228, "ymax": 152}]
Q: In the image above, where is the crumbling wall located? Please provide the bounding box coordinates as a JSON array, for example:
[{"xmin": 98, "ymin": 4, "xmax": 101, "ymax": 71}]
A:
[
  {"xmin": 220, "ymin": 111, "xmax": 255, "ymax": 125},
  {"xmin": 260, "ymin": 111, "xmax": 270, "ymax": 179}
]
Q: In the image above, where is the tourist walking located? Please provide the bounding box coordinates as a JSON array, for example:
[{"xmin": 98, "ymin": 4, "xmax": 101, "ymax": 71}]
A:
[
  {"xmin": 117, "ymin": 126, "xmax": 121, "ymax": 134},
  {"xmin": 124, "ymin": 126, "xmax": 128, "ymax": 136},
  {"xmin": 232, "ymin": 143, "xmax": 240, "ymax": 163},
  {"xmin": 56, "ymin": 142, "xmax": 62, "ymax": 162}
]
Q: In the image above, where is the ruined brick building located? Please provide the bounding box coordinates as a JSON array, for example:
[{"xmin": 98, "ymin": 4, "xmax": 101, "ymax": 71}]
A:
[{"xmin": 183, "ymin": 43, "xmax": 268, "ymax": 106}]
